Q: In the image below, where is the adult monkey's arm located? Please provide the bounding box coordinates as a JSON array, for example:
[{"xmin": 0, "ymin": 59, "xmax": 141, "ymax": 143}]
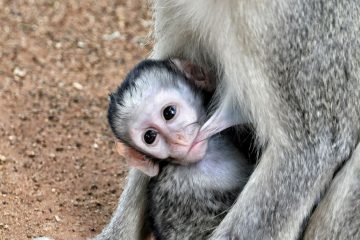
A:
[
  {"xmin": 208, "ymin": 1, "xmax": 360, "ymax": 238},
  {"xmin": 94, "ymin": 169, "xmax": 150, "ymax": 240}
]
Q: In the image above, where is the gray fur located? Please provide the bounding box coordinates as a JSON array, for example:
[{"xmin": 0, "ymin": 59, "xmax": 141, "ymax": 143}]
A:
[
  {"xmin": 148, "ymin": 135, "xmax": 251, "ymax": 240},
  {"xmin": 95, "ymin": 0, "xmax": 360, "ymax": 239},
  {"xmin": 303, "ymin": 143, "xmax": 360, "ymax": 240}
]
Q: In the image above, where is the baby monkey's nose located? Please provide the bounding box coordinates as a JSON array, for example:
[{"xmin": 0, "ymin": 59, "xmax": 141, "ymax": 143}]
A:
[{"xmin": 168, "ymin": 133, "xmax": 188, "ymax": 147}]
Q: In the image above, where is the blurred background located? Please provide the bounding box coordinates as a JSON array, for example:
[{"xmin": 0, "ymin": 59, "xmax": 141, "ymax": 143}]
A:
[{"xmin": 0, "ymin": 0, "xmax": 152, "ymax": 239}]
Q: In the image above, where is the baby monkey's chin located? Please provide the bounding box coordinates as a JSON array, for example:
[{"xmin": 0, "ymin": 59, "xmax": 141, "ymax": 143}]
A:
[{"xmin": 178, "ymin": 139, "xmax": 208, "ymax": 164}]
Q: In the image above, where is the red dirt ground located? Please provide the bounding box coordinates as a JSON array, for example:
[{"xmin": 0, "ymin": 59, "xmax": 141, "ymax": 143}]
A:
[{"xmin": 0, "ymin": 1, "xmax": 152, "ymax": 239}]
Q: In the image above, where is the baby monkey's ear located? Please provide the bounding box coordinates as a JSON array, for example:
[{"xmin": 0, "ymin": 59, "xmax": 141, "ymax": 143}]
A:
[
  {"xmin": 170, "ymin": 58, "xmax": 216, "ymax": 92},
  {"xmin": 116, "ymin": 142, "xmax": 159, "ymax": 177}
]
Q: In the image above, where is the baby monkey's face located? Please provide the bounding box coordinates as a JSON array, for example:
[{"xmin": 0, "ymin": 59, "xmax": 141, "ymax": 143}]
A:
[{"xmin": 128, "ymin": 88, "xmax": 208, "ymax": 164}]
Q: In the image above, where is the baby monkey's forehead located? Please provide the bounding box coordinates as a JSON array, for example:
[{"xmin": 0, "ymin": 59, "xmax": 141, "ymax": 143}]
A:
[
  {"xmin": 130, "ymin": 88, "xmax": 184, "ymax": 119},
  {"xmin": 139, "ymin": 69, "xmax": 179, "ymax": 88}
]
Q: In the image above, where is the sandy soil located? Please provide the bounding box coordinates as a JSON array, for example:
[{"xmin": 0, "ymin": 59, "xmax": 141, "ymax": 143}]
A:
[{"xmin": 0, "ymin": 1, "xmax": 152, "ymax": 239}]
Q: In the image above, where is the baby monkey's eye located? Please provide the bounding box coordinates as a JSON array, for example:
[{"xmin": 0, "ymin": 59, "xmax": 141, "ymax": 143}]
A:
[
  {"xmin": 163, "ymin": 105, "xmax": 177, "ymax": 120},
  {"xmin": 144, "ymin": 129, "xmax": 157, "ymax": 144}
]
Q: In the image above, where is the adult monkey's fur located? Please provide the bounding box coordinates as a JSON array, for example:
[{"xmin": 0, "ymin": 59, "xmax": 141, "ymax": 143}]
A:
[{"xmin": 95, "ymin": 0, "xmax": 360, "ymax": 239}]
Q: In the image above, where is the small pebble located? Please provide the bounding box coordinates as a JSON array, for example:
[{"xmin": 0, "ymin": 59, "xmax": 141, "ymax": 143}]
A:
[
  {"xmin": 0, "ymin": 154, "xmax": 6, "ymax": 164},
  {"xmin": 54, "ymin": 215, "xmax": 61, "ymax": 222},
  {"xmin": 73, "ymin": 82, "xmax": 84, "ymax": 90},
  {"xmin": 55, "ymin": 42, "xmax": 62, "ymax": 49},
  {"xmin": 77, "ymin": 41, "xmax": 86, "ymax": 48},
  {"xmin": 13, "ymin": 67, "xmax": 27, "ymax": 77},
  {"xmin": 26, "ymin": 150, "xmax": 36, "ymax": 158},
  {"xmin": 8, "ymin": 135, "xmax": 16, "ymax": 141},
  {"xmin": 102, "ymin": 31, "xmax": 122, "ymax": 41}
]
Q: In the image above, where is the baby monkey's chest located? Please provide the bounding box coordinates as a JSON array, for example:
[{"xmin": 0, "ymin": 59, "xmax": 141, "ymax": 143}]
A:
[{"xmin": 147, "ymin": 166, "xmax": 240, "ymax": 240}]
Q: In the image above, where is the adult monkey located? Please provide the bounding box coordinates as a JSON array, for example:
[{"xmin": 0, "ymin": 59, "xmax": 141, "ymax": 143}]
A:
[{"xmin": 95, "ymin": 0, "xmax": 360, "ymax": 239}]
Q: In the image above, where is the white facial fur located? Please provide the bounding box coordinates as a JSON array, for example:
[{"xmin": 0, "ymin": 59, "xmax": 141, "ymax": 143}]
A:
[{"xmin": 128, "ymin": 87, "xmax": 208, "ymax": 164}]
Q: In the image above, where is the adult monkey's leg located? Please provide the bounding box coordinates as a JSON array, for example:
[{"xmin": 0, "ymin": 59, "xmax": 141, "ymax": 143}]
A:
[{"xmin": 303, "ymin": 144, "xmax": 360, "ymax": 240}]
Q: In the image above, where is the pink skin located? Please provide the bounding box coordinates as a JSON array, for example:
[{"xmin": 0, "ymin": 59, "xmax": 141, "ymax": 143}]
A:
[
  {"xmin": 117, "ymin": 132, "xmax": 208, "ymax": 178},
  {"xmin": 171, "ymin": 59, "xmax": 216, "ymax": 92},
  {"xmin": 195, "ymin": 104, "xmax": 239, "ymax": 143},
  {"xmin": 116, "ymin": 142, "xmax": 159, "ymax": 177}
]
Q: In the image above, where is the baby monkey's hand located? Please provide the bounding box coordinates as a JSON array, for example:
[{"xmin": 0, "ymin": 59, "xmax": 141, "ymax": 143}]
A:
[{"xmin": 115, "ymin": 141, "xmax": 160, "ymax": 177}]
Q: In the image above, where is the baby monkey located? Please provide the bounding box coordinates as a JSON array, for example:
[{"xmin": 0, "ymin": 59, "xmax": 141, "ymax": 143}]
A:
[{"xmin": 108, "ymin": 59, "xmax": 253, "ymax": 239}]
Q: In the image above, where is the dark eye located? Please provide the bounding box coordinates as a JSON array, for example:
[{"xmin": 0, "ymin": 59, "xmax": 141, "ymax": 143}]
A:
[
  {"xmin": 144, "ymin": 129, "xmax": 157, "ymax": 144},
  {"xmin": 163, "ymin": 105, "xmax": 176, "ymax": 120}
]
